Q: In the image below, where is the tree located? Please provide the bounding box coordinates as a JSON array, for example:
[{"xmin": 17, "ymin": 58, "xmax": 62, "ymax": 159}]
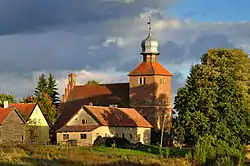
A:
[
  {"xmin": 36, "ymin": 93, "xmax": 57, "ymax": 127},
  {"xmin": 34, "ymin": 73, "xmax": 48, "ymax": 99},
  {"xmin": 86, "ymin": 80, "xmax": 100, "ymax": 85},
  {"xmin": 19, "ymin": 95, "xmax": 36, "ymax": 103},
  {"xmin": 33, "ymin": 73, "xmax": 59, "ymax": 126},
  {"xmin": 174, "ymin": 48, "xmax": 250, "ymax": 147},
  {"xmin": 47, "ymin": 73, "xmax": 60, "ymax": 106},
  {"xmin": 0, "ymin": 94, "xmax": 16, "ymax": 106}
]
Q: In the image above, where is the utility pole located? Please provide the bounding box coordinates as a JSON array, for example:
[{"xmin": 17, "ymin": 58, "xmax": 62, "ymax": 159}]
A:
[{"xmin": 160, "ymin": 97, "xmax": 169, "ymax": 149}]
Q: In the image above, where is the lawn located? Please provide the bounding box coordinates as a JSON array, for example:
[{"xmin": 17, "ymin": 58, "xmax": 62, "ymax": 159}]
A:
[{"xmin": 0, "ymin": 144, "xmax": 194, "ymax": 166}]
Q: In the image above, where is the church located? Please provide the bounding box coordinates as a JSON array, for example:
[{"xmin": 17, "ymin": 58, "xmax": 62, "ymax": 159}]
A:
[{"xmin": 54, "ymin": 20, "xmax": 173, "ymax": 145}]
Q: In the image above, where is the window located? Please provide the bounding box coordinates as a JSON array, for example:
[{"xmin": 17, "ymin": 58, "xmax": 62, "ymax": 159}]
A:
[
  {"xmin": 38, "ymin": 118, "xmax": 41, "ymax": 124},
  {"xmin": 138, "ymin": 77, "xmax": 146, "ymax": 85},
  {"xmin": 32, "ymin": 118, "xmax": 37, "ymax": 124},
  {"xmin": 163, "ymin": 78, "xmax": 167, "ymax": 84},
  {"xmin": 160, "ymin": 78, "xmax": 163, "ymax": 85},
  {"xmin": 82, "ymin": 119, "xmax": 87, "ymax": 124},
  {"xmin": 22, "ymin": 136, "xmax": 24, "ymax": 141},
  {"xmin": 80, "ymin": 134, "xmax": 87, "ymax": 139},
  {"xmin": 130, "ymin": 134, "xmax": 133, "ymax": 139},
  {"xmin": 122, "ymin": 133, "xmax": 125, "ymax": 138},
  {"xmin": 137, "ymin": 134, "xmax": 141, "ymax": 142},
  {"xmin": 63, "ymin": 134, "xmax": 69, "ymax": 140},
  {"xmin": 105, "ymin": 133, "xmax": 108, "ymax": 137},
  {"xmin": 115, "ymin": 133, "xmax": 119, "ymax": 137}
]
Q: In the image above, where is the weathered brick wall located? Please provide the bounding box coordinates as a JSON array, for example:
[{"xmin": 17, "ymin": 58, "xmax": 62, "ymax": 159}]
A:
[
  {"xmin": 1, "ymin": 110, "xmax": 25, "ymax": 143},
  {"xmin": 129, "ymin": 74, "xmax": 172, "ymax": 132}
]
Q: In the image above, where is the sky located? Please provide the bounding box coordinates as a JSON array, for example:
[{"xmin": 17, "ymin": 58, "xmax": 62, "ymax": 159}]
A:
[{"xmin": 0, "ymin": 0, "xmax": 250, "ymax": 101}]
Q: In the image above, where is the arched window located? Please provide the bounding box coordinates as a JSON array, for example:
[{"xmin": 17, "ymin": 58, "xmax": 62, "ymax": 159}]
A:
[{"xmin": 138, "ymin": 77, "xmax": 146, "ymax": 85}]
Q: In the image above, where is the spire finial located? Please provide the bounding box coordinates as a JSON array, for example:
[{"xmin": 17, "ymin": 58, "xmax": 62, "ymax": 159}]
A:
[{"xmin": 147, "ymin": 16, "xmax": 152, "ymax": 35}]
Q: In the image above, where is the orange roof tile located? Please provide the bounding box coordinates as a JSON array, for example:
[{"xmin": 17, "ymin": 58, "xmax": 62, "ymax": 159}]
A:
[
  {"xmin": 57, "ymin": 125, "xmax": 99, "ymax": 132},
  {"xmin": 9, "ymin": 103, "xmax": 36, "ymax": 121},
  {"xmin": 0, "ymin": 107, "xmax": 13, "ymax": 124},
  {"xmin": 66, "ymin": 83, "xmax": 129, "ymax": 107},
  {"xmin": 54, "ymin": 102, "xmax": 152, "ymax": 132},
  {"xmin": 128, "ymin": 61, "xmax": 173, "ymax": 76},
  {"xmin": 84, "ymin": 105, "xmax": 153, "ymax": 128}
]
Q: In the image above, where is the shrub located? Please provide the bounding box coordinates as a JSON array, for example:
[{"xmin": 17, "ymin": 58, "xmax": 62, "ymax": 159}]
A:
[{"xmin": 194, "ymin": 135, "xmax": 245, "ymax": 166}]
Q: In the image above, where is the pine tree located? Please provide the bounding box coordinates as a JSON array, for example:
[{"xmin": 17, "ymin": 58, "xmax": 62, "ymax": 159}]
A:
[
  {"xmin": 34, "ymin": 73, "xmax": 48, "ymax": 99},
  {"xmin": 33, "ymin": 73, "xmax": 59, "ymax": 127},
  {"xmin": 174, "ymin": 48, "xmax": 250, "ymax": 146},
  {"xmin": 47, "ymin": 73, "xmax": 60, "ymax": 106}
]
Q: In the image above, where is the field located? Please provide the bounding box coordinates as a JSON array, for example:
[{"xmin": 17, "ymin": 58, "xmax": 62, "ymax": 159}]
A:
[
  {"xmin": 0, "ymin": 144, "xmax": 250, "ymax": 166},
  {"xmin": 0, "ymin": 144, "xmax": 194, "ymax": 166}
]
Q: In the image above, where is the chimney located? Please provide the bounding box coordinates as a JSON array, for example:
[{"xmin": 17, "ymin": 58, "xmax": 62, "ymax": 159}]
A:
[
  {"xmin": 3, "ymin": 101, "xmax": 8, "ymax": 108},
  {"xmin": 68, "ymin": 73, "xmax": 76, "ymax": 90},
  {"xmin": 64, "ymin": 87, "xmax": 69, "ymax": 101}
]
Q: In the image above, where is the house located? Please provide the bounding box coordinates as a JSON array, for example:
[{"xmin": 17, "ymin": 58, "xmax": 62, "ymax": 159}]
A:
[
  {"xmin": 0, "ymin": 107, "xmax": 26, "ymax": 143},
  {"xmin": 54, "ymin": 100, "xmax": 152, "ymax": 146},
  {"xmin": 7, "ymin": 102, "xmax": 50, "ymax": 144},
  {"xmin": 60, "ymin": 21, "xmax": 173, "ymax": 134}
]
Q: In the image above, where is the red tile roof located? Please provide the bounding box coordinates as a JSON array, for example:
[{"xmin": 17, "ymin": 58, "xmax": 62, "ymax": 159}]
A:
[
  {"xmin": 57, "ymin": 125, "xmax": 99, "ymax": 132},
  {"xmin": 84, "ymin": 105, "xmax": 153, "ymax": 128},
  {"xmin": 54, "ymin": 101, "xmax": 152, "ymax": 132},
  {"xmin": 128, "ymin": 61, "xmax": 173, "ymax": 76},
  {"xmin": 66, "ymin": 83, "xmax": 129, "ymax": 107},
  {"xmin": 53, "ymin": 99, "xmax": 86, "ymax": 131},
  {"xmin": 0, "ymin": 107, "xmax": 13, "ymax": 124},
  {"xmin": 9, "ymin": 103, "xmax": 36, "ymax": 121}
]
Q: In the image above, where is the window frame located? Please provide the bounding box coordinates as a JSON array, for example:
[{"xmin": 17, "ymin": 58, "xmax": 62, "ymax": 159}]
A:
[
  {"xmin": 63, "ymin": 134, "xmax": 69, "ymax": 140},
  {"xmin": 82, "ymin": 119, "xmax": 87, "ymax": 124},
  {"xmin": 80, "ymin": 134, "xmax": 87, "ymax": 139}
]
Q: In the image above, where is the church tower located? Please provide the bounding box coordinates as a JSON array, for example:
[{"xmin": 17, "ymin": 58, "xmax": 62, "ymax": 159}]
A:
[{"xmin": 128, "ymin": 19, "xmax": 173, "ymax": 132}]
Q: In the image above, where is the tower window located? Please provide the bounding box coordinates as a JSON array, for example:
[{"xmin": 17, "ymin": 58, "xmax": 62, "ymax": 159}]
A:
[
  {"xmin": 82, "ymin": 119, "xmax": 87, "ymax": 124},
  {"xmin": 160, "ymin": 78, "xmax": 163, "ymax": 85},
  {"xmin": 138, "ymin": 77, "xmax": 146, "ymax": 85},
  {"xmin": 163, "ymin": 78, "xmax": 166, "ymax": 84}
]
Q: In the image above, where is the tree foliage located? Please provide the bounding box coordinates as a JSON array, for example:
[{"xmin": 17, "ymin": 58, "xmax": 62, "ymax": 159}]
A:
[
  {"xmin": 34, "ymin": 73, "xmax": 60, "ymax": 126},
  {"xmin": 86, "ymin": 80, "xmax": 100, "ymax": 85},
  {"xmin": 34, "ymin": 73, "xmax": 48, "ymax": 98},
  {"xmin": 0, "ymin": 93, "xmax": 16, "ymax": 106},
  {"xmin": 174, "ymin": 48, "xmax": 250, "ymax": 147},
  {"xmin": 19, "ymin": 95, "xmax": 36, "ymax": 103},
  {"xmin": 36, "ymin": 92, "xmax": 57, "ymax": 127},
  {"xmin": 47, "ymin": 73, "xmax": 60, "ymax": 106}
]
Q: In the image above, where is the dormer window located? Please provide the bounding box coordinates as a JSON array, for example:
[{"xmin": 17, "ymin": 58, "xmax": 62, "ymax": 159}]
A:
[
  {"xmin": 82, "ymin": 119, "xmax": 87, "ymax": 124},
  {"xmin": 138, "ymin": 77, "xmax": 146, "ymax": 85}
]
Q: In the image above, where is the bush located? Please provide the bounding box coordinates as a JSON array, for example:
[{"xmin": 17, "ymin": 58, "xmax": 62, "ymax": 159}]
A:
[
  {"xmin": 93, "ymin": 136, "xmax": 106, "ymax": 146},
  {"xmin": 105, "ymin": 137, "xmax": 130, "ymax": 147},
  {"xmin": 194, "ymin": 135, "xmax": 245, "ymax": 166}
]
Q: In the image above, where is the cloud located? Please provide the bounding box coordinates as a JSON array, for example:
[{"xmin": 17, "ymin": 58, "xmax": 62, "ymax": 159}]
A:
[
  {"xmin": 0, "ymin": 1, "xmax": 250, "ymax": 102},
  {"xmin": 0, "ymin": 0, "xmax": 180, "ymax": 35}
]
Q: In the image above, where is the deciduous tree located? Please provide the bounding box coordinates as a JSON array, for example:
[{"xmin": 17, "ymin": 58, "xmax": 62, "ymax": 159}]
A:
[
  {"xmin": 174, "ymin": 48, "xmax": 250, "ymax": 147},
  {"xmin": 0, "ymin": 93, "xmax": 16, "ymax": 106}
]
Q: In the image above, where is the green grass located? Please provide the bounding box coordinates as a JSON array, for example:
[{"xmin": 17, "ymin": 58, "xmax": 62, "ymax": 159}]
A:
[{"xmin": 0, "ymin": 144, "xmax": 194, "ymax": 166}]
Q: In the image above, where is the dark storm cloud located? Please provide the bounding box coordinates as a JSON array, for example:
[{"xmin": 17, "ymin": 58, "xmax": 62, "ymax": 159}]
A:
[
  {"xmin": 116, "ymin": 33, "xmax": 235, "ymax": 73},
  {"xmin": 0, "ymin": 0, "xmax": 178, "ymax": 35},
  {"xmin": 189, "ymin": 34, "xmax": 234, "ymax": 60}
]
